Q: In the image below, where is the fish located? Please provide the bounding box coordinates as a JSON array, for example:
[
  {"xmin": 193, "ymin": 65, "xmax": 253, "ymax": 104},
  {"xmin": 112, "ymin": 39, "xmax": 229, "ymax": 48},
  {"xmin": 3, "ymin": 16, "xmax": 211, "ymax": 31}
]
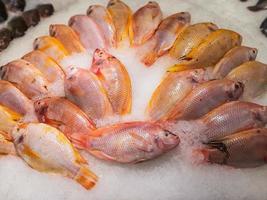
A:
[
  {"xmin": 199, "ymin": 101, "xmax": 267, "ymax": 141},
  {"xmin": 34, "ymin": 97, "xmax": 96, "ymax": 148},
  {"xmin": 12, "ymin": 123, "xmax": 98, "ymax": 189},
  {"xmin": 0, "ymin": 28, "xmax": 13, "ymax": 52},
  {"xmin": 247, "ymin": 0, "xmax": 267, "ymax": 11},
  {"xmin": 107, "ymin": 0, "xmax": 132, "ymax": 44},
  {"xmin": 3, "ymin": 0, "xmax": 25, "ymax": 12},
  {"xmin": 129, "ymin": 1, "xmax": 162, "ymax": 46},
  {"xmin": 49, "ymin": 24, "xmax": 85, "ymax": 54},
  {"xmin": 0, "ymin": 131, "xmax": 16, "ymax": 155},
  {"xmin": 0, "ymin": 104, "xmax": 21, "ymax": 135},
  {"xmin": 33, "ymin": 36, "xmax": 69, "ymax": 63},
  {"xmin": 0, "ymin": 59, "xmax": 51, "ymax": 100},
  {"xmin": 147, "ymin": 68, "xmax": 212, "ymax": 121},
  {"xmin": 142, "ymin": 12, "xmax": 191, "ymax": 66},
  {"xmin": 0, "ymin": 0, "xmax": 7, "ymax": 23},
  {"xmin": 170, "ymin": 22, "xmax": 218, "ymax": 59},
  {"xmin": 168, "ymin": 29, "xmax": 242, "ymax": 72},
  {"xmin": 199, "ymin": 128, "xmax": 267, "ymax": 168},
  {"xmin": 260, "ymin": 17, "xmax": 267, "ymax": 37},
  {"xmin": 22, "ymin": 50, "xmax": 65, "ymax": 97},
  {"xmin": 226, "ymin": 61, "xmax": 267, "ymax": 100},
  {"xmin": 82, "ymin": 121, "xmax": 179, "ymax": 163},
  {"xmin": 165, "ymin": 80, "xmax": 244, "ymax": 121},
  {"xmin": 68, "ymin": 15, "xmax": 107, "ymax": 51},
  {"xmin": 36, "ymin": 4, "xmax": 54, "ymax": 18},
  {"xmin": 87, "ymin": 5, "xmax": 116, "ymax": 47},
  {"xmin": 0, "ymin": 80, "xmax": 37, "ymax": 121},
  {"xmin": 22, "ymin": 9, "xmax": 40, "ymax": 27},
  {"xmin": 212, "ymin": 46, "xmax": 258, "ymax": 79},
  {"xmin": 7, "ymin": 16, "xmax": 28, "ymax": 38},
  {"xmin": 91, "ymin": 49, "xmax": 132, "ymax": 114},
  {"xmin": 65, "ymin": 68, "xmax": 113, "ymax": 124}
]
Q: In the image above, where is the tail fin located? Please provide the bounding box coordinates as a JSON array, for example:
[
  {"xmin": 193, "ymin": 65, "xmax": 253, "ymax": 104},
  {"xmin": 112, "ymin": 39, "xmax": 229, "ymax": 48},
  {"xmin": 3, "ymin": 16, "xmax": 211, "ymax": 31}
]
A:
[
  {"xmin": 74, "ymin": 166, "xmax": 98, "ymax": 190},
  {"xmin": 142, "ymin": 51, "xmax": 158, "ymax": 66},
  {"xmin": 69, "ymin": 132, "xmax": 91, "ymax": 150}
]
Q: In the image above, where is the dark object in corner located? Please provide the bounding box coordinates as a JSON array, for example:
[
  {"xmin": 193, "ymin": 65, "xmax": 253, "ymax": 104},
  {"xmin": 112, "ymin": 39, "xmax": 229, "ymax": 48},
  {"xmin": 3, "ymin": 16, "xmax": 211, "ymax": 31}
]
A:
[
  {"xmin": 22, "ymin": 9, "xmax": 40, "ymax": 27},
  {"xmin": 260, "ymin": 17, "xmax": 267, "ymax": 36},
  {"xmin": 247, "ymin": 0, "xmax": 267, "ymax": 11},
  {"xmin": 0, "ymin": 28, "xmax": 12, "ymax": 51},
  {"xmin": 240, "ymin": 0, "xmax": 248, "ymax": 2},
  {"xmin": 3, "ymin": 0, "xmax": 25, "ymax": 12},
  {"xmin": 37, "ymin": 4, "xmax": 54, "ymax": 18},
  {"xmin": 0, "ymin": 0, "xmax": 8, "ymax": 23},
  {"xmin": 7, "ymin": 16, "xmax": 27, "ymax": 38}
]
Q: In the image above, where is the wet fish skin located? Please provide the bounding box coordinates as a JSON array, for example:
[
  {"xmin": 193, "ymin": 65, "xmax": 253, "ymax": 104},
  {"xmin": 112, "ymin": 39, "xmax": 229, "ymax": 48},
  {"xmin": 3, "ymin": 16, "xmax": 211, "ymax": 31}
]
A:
[
  {"xmin": 84, "ymin": 121, "xmax": 179, "ymax": 163},
  {"xmin": 12, "ymin": 123, "xmax": 98, "ymax": 189},
  {"xmin": 170, "ymin": 22, "xmax": 218, "ymax": 59},
  {"xmin": 212, "ymin": 46, "xmax": 257, "ymax": 79},
  {"xmin": 34, "ymin": 97, "xmax": 96, "ymax": 149},
  {"xmin": 65, "ymin": 68, "xmax": 113, "ymax": 124},
  {"xmin": 142, "ymin": 12, "xmax": 191, "ymax": 66},
  {"xmin": 91, "ymin": 49, "xmax": 132, "ymax": 115},
  {"xmin": 107, "ymin": 0, "xmax": 132, "ymax": 44},
  {"xmin": 200, "ymin": 128, "xmax": 267, "ymax": 168},
  {"xmin": 87, "ymin": 5, "xmax": 116, "ymax": 47},
  {"xmin": 129, "ymin": 1, "xmax": 162, "ymax": 46},
  {"xmin": 147, "ymin": 68, "xmax": 212, "ymax": 121},
  {"xmin": 165, "ymin": 80, "xmax": 244, "ymax": 121},
  {"xmin": 199, "ymin": 101, "xmax": 267, "ymax": 141},
  {"xmin": 49, "ymin": 24, "xmax": 85, "ymax": 54},
  {"xmin": 226, "ymin": 61, "xmax": 267, "ymax": 100},
  {"xmin": 68, "ymin": 15, "xmax": 107, "ymax": 51}
]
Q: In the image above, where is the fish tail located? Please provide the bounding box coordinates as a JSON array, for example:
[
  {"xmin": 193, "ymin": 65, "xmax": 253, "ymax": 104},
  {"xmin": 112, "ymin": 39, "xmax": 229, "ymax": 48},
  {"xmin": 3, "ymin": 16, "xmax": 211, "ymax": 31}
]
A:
[
  {"xmin": 74, "ymin": 166, "xmax": 98, "ymax": 190},
  {"xmin": 142, "ymin": 51, "xmax": 158, "ymax": 66}
]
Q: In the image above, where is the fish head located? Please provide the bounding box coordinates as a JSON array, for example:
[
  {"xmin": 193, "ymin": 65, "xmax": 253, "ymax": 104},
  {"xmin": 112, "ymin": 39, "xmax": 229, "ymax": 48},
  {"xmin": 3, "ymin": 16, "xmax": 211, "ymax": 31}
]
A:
[
  {"xmin": 228, "ymin": 81, "xmax": 244, "ymax": 100},
  {"xmin": 155, "ymin": 129, "xmax": 180, "ymax": 151},
  {"xmin": 34, "ymin": 98, "xmax": 49, "ymax": 120},
  {"xmin": 91, "ymin": 49, "xmax": 112, "ymax": 73},
  {"xmin": 147, "ymin": 1, "xmax": 159, "ymax": 7},
  {"xmin": 11, "ymin": 123, "xmax": 27, "ymax": 145},
  {"xmin": 176, "ymin": 12, "xmax": 191, "ymax": 24},
  {"xmin": 248, "ymin": 48, "xmax": 258, "ymax": 60},
  {"xmin": 49, "ymin": 24, "xmax": 57, "ymax": 37}
]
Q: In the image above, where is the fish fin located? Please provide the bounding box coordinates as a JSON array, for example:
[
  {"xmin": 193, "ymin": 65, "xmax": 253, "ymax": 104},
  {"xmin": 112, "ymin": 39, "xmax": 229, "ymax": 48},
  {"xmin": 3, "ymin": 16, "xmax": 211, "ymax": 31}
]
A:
[
  {"xmin": 129, "ymin": 132, "xmax": 153, "ymax": 153},
  {"xmin": 69, "ymin": 132, "xmax": 90, "ymax": 150},
  {"xmin": 142, "ymin": 51, "xmax": 158, "ymax": 66},
  {"xmin": 89, "ymin": 150, "xmax": 117, "ymax": 161},
  {"xmin": 167, "ymin": 64, "xmax": 193, "ymax": 72},
  {"xmin": 128, "ymin": 20, "xmax": 134, "ymax": 46},
  {"xmin": 74, "ymin": 166, "xmax": 98, "ymax": 190}
]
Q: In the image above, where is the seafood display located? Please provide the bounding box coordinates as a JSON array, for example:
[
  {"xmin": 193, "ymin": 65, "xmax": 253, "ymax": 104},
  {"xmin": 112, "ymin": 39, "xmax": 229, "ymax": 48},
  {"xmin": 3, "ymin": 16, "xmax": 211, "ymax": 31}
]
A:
[{"xmin": 0, "ymin": 0, "xmax": 267, "ymax": 191}]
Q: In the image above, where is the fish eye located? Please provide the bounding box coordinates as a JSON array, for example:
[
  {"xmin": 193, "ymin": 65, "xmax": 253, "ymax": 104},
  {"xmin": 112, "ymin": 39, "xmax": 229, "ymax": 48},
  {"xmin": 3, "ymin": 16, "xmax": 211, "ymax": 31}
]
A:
[{"xmin": 165, "ymin": 132, "xmax": 169, "ymax": 137}]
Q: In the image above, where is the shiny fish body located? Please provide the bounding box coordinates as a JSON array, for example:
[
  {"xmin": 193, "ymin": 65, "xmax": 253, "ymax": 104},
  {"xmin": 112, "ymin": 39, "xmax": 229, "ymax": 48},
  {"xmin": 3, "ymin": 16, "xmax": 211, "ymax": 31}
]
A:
[
  {"xmin": 170, "ymin": 22, "xmax": 218, "ymax": 59},
  {"xmin": 165, "ymin": 80, "xmax": 244, "ymax": 121},
  {"xmin": 0, "ymin": 105, "xmax": 21, "ymax": 135},
  {"xmin": 142, "ymin": 12, "xmax": 191, "ymax": 66},
  {"xmin": 107, "ymin": 0, "xmax": 132, "ymax": 44},
  {"xmin": 65, "ymin": 68, "xmax": 113, "ymax": 124},
  {"xmin": 0, "ymin": 59, "xmax": 51, "ymax": 100},
  {"xmin": 12, "ymin": 123, "xmax": 98, "ymax": 189},
  {"xmin": 68, "ymin": 15, "xmax": 107, "ymax": 51},
  {"xmin": 91, "ymin": 49, "xmax": 132, "ymax": 114},
  {"xmin": 212, "ymin": 46, "xmax": 258, "ymax": 79},
  {"xmin": 201, "ymin": 128, "xmax": 267, "ymax": 168},
  {"xmin": 34, "ymin": 97, "xmax": 96, "ymax": 149},
  {"xmin": 129, "ymin": 1, "xmax": 162, "ymax": 46},
  {"xmin": 87, "ymin": 5, "xmax": 116, "ymax": 47},
  {"xmin": 147, "ymin": 68, "xmax": 211, "ymax": 121},
  {"xmin": 33, "ymin": 36, "xmax": 69, "ymax": 63},
  {"xmin": 226, "ymin": 61, "xmax": 267, "ymax": 100},
  {"xmin": 199, "ymin": 101, "xmax": 267, "ymax": 141},
  {"xmin": 49, "ymin": 24, "xmax": 85, "ymax": 54},
  {"xmin": 85, "ymin": 121, "xmax": 180, "ymax": 163}
]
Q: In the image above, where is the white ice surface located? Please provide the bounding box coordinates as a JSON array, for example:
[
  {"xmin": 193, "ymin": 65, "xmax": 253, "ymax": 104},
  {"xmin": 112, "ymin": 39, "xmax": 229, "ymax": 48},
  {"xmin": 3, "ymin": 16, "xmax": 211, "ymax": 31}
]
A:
[{"xmin": 0, "ymin": 0, "xmax": 267, "ymax": 200}]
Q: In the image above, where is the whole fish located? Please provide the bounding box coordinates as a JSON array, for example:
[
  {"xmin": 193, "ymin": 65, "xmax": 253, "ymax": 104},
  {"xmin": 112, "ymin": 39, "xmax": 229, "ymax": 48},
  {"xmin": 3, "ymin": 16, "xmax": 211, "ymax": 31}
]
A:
[
  {"xmin": 170, "ymin": 22, "xmax": 218, "ymax": 59},
  {"xmin": 82, "ymin": 121, "xmax": 179, "ymax": 163},
  {"xmin": 107, "ymin": 0, "xmax": 132, "ymax": 44},
  {"xmin": 49, "ymin": 24, "xmax": 85, "ymax": 54},
  {"xmin": 129, "ymin": 1, "xmax": 162, "ymax": 46},
  {"xmin": 142, "ymin": 12, "xmax": 191, "ymax": 66},
  {"xmin": 212, "ymin": 46, "xmax": 258, "ymax": 79},
  {"xmin": 0, "ymin": 59, "xmax": 51, "ymax": 100},
  {"xmin": 69, "ymin": 15, "xmax": 106, "ymax": 51},
  {"xmin": 0, "ymin": 131, "xmax": 16, "ymax": 155},
  {"xmin": 0, "ymin": 105, "xmax": 21, "ymax": 135},
  {"xmin": 199, "ymin": 101, "xmax": 267, "ymax": 141},
  {"xmin": 65, "ymin": 68, "xmax": 113, "ymax": 124},
  {"xmin": 199, "ymin": 128, "xmax": 267, "ymax": 168},
  {"xmin": 87, "ymin": 5, "xmax": 116, "ymax": 47},
  {"xmin": 12, "ymin": 123, "xmax": 98, "ymax": 189},
  {"xmin": 91, "ymin": 49, "xmax": 132, "ymax": 114},
  {"xmin": 147, "ymin": 68, "xmax": 212, "ymax": 121},
  {"xmin": 34, "ymin": 97, "xmax": 96, "ymax": 148},
  {"xmin": 168, "ymin": 29, "xmax": 242, "ymax": 72},
  {"xmin": 33, "ymin": 36, "xmax": 69, "ymax": 63},
  {"xmin": 22, "ymin": 50, "xmax": 65, "ymax": 97},
  {"xmin": 165, "ymin": 80, "xmax": 244, "ymax": 121},
  {"xmin": 0, "ymin": 80, "xmax": 37, "ymax": 121},
  {"xmin": 226, "ymin": 61, "xmax": 267, "ymax": 100}
]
